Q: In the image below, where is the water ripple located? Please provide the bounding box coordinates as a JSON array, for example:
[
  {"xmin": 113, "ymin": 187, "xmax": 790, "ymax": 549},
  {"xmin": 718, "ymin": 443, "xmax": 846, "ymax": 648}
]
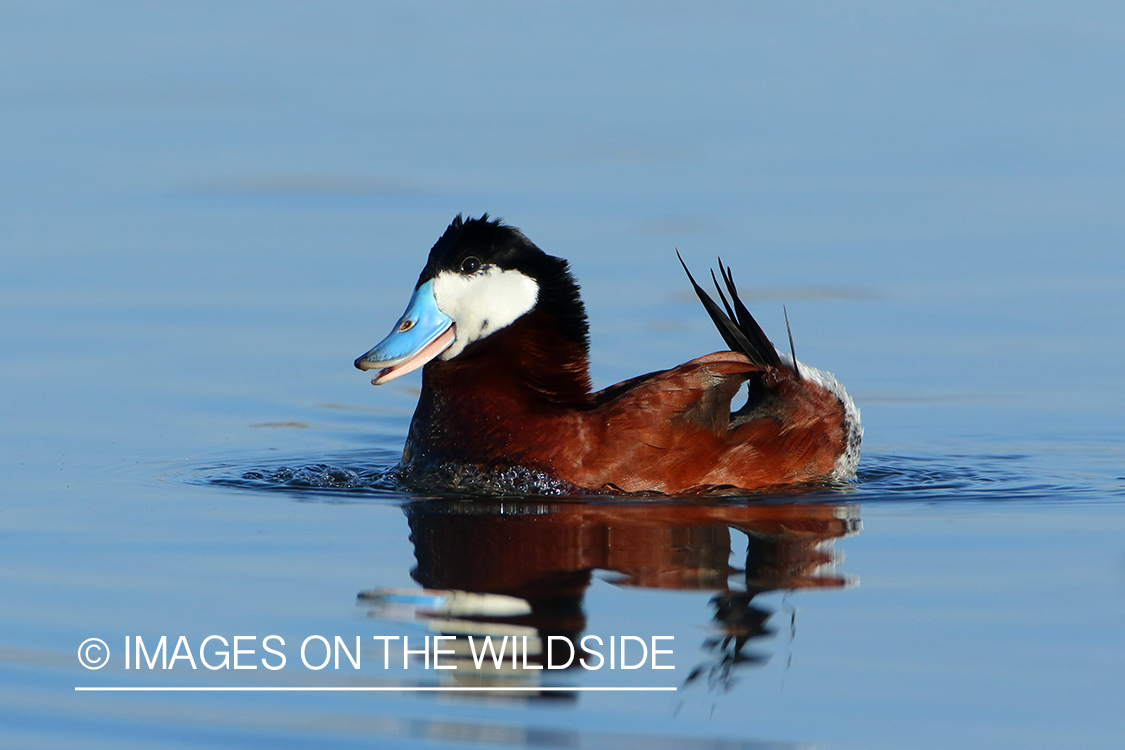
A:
[
  {"xmin": 190, "ymin": 449, "xmax": 1123, "ymax": 506},
  {"xmin": 192, "ymin": 450, "xmax": 405, "ymax": 501},
  {"xmin": 854, "ymin": 452, "xmax": 1121, "ymax": 504}
]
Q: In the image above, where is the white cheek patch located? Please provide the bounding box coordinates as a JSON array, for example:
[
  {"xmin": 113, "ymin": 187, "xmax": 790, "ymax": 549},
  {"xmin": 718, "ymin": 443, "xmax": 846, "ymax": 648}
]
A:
[{"xmin": 431, "ymin": 267, "xmax": 540, "ymax": 359}]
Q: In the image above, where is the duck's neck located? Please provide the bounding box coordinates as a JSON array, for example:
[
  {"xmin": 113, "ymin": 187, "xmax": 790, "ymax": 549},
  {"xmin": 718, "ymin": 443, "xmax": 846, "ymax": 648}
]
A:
[{"xmin": 406, "ymin": 310, "xmax": 592, "ymax": 469}]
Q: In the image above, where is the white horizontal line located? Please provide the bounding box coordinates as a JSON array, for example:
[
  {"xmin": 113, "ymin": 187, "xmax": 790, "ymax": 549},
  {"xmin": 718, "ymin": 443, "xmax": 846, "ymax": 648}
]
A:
[{"xmin": 76, "ymin": 686, "xmax": 676, "ymax": 692}]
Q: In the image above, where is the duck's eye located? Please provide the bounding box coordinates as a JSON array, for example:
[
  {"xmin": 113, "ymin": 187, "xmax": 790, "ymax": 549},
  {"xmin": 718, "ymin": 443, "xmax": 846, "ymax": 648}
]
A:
[
  {"xmin": 460, "ymin": 256, "xmax": 480, "ymax": 274},
  {"xmin": 398, "ymin": 319, "xmax": 415, "ymax": 332}
]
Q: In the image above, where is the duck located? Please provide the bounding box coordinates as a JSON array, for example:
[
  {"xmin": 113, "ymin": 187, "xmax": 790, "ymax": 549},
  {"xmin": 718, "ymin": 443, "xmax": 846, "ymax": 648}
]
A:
[{"xmin": 355, "ymin": 214, "xmax": 861, "ymax": 495}]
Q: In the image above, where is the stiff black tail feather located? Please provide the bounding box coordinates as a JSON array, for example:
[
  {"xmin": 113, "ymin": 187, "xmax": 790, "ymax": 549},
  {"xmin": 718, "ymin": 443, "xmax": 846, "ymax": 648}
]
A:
[
  {"xmin": 714, "ymin": 260, "xmax": 782, "ymax": 370},
  {"xmin": 783, "ymin": 306, "xmax": 802, "ymax": 380},
  {"xmin": 676, "ymin": 251, "xmax": 787, "ymax": 373}
]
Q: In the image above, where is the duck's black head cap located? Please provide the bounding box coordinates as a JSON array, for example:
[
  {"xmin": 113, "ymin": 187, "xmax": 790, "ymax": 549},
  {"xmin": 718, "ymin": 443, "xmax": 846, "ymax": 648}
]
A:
[{"xmin": 418, "ymin": 214, "xmax": 589, "ymax": 351}]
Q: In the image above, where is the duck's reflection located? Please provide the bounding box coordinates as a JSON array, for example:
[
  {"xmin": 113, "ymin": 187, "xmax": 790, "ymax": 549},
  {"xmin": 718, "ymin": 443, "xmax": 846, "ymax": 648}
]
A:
[{"xmin": 359, "ymin": 499, "xmax": 858, "ymax": 692}]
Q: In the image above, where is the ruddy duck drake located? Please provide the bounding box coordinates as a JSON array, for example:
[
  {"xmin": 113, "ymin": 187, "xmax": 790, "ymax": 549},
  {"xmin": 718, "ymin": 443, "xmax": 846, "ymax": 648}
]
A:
[{"xmin": 355, "ymin": 215, "xmax": 861, "ymax": 495}]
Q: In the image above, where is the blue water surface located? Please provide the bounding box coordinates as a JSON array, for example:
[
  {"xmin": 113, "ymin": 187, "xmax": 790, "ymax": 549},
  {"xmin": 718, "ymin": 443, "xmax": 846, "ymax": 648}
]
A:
[{"xmin": 2, "ymin": 3, "xmax": 1124, "ymax": 749}]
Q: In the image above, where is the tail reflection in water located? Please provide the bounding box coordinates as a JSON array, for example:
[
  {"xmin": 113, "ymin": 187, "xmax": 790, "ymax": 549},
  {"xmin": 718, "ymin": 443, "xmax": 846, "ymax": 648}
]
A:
[{"xmin": 358, "ymin": 500, "xmax": 859, "ymax": 693}]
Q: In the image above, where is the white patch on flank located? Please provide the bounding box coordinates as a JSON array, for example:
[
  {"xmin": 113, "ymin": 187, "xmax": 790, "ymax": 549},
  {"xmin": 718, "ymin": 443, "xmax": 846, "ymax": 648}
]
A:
[
  {"xmin": 431, "ymin": 266, "xmax": 540, "ymax": 359},
  {"xmin": 778, "ymin": 352, "xmax": 864, "ymax": 480}
]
